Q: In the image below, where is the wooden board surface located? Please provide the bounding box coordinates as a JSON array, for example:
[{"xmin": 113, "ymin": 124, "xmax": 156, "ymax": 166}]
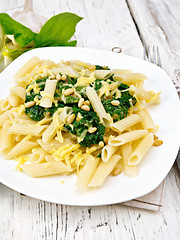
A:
[{"xmin": 0, "ymin": 0, "xmax": 180, "ymax": 239}]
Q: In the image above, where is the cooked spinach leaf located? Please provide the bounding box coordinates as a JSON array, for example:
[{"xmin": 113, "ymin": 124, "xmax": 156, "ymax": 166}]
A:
[
  {"xmin": 102, "ymin": 94, "xmax": 136, "ymax": 122},
  {"xmin": 95, "ymin": 65, "xmax": 110, "ymax": 70},
  {"xmin": 25, "ymin": 105, "xmax": 45, "ymax": 121},
  {"xmin": 64, "ymin": 105, "xmax": 105, "ymax": 147}
]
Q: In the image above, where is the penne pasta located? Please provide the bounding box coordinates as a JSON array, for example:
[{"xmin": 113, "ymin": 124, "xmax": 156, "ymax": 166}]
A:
[
  {"xmin": 10, "ymin": 86, "xmax": 26, "ymax": 100},
  {"xmin": 113, "ymin": 73, "xmax": 147, "ymax": 84},
  {"xmin": 0, "ymin": 99, "xmax": 11, "ymax": 112},
  {"xmin": 110, "ymin": 114, "xmax": 141, "ymax": 133},
  {"xmin": 8, "ymin": 123, "xmax": 47, "ymax": 136},
  {"xmin": 51, "ymin": 66, "xmax": 79, "ymax": 78},
  {"xmin": 76, "ymin": 155, "xmax": 99, "ymax": 188},
  {"xmin": 101, "ymin": 144, "xmax": 118, "ymax": 162},
  {"xmin": 0, "ymin": 121, "xmax": 14, "ymax": 151},
  {"xmin": 128, "ymin": 133, "xmax": 154, "ymax": 165},
  {"xmin": 7, "ymin": 93, "xmax": 22, "ymax": 107},
  {"xmin": 121, "ymin": 143, "xmax": 138, "ymax": 177},
  {"xmin": 137, "ymin": 108, "xmax": 156, "ymax": 131},
  {"xmin": 86, "ymin": 86, "xmax": 110, "ymax": 127},
  {"xmin": 14, "ymin": 56, "xmax": 41, "ymax": 79},
  {"xmin": 108, "ymin": 129, "xmax": 148, "ymax": 146},
  {"xmin": 6, "ymin": 137, "xmax": 38, "ymax": 159},
  {"xmin": 0, "ymin": 110, "xmax": 10, "ymax": 126},
  {"xmin": 29, "ymin": 147, "xmax": 48, "ymax": 163},
  {"xmin": 95, "ymin": 70, "xmax": 113, "ymax": 79},
  {"xmin": 42, "ymin": 122, "xmax": 56, "ymax": 142},
  {"xmin": 88, "ymin": 154, "xmax": 121, "ymax": 187},
  {"xmin": 22, "ymin": 161, "xmax": 72, "ymax": 178},
  {"xmin": 40, "ymin": 79, "xmax": 57, "ymax": 108}
]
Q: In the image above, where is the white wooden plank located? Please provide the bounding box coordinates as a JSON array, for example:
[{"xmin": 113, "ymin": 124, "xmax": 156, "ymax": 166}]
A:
[{"xmin": 126, "ymin": 0, "xmax": 180, "ymax": 80}]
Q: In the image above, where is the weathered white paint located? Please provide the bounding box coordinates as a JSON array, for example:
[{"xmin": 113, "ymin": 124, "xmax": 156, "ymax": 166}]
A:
[{"xmin": 0, "ymin": 0, "xmax": 180, "ymax": 239}]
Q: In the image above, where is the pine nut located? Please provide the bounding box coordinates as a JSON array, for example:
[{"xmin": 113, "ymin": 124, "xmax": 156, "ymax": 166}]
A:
[
  {"xmin": 88, "ymin": 127, "xmax": 97, "ymax": 133},
  {"xmin": 25, "ymin": 101, "xmax": 35, "ymax": 108},
  {"xmin": 56, "ymin": 73, "xmax": 61, "ymax": 80},
  {"xmin": 88, "ymin": 65, "xmax": 96, "ymax": 71},
  {"xmin": 111, "ymin": 100, "xmax": 120, "ymax": 106},
  {"xmin": 64, "ymin": 88, "xmax": 74, "ymax": 96},
  {"xmin": 84, "ymin": 100, "xmax": 90, "ymax": 105},
  {"xmin": 78, "ymin": 98, "xmax": 84, "ymax": 108},
  {"xmin": 153, "ymin": 135, "xmax": 158, "ymax": 140},
  {"xmin": 61, "ymin": 74, "xmax": 67, "ymax": 80},
  {"xmin": 153, "ymin": 139, "xmax": 163, "ymax": 147},
  {"xmin": 81, "ymin": 105, "xmax": 90, "ymax": 111},
  {"xmin": 99, "ymin": 141, "xmax": 104, "ymax": 148},
  {"xmin": 113, "ymin": 167, "xmax": 122, "ymax": 176},
  {"xmin": 67, "ymin": 114, "xmax": 75, "ymax": 124}
]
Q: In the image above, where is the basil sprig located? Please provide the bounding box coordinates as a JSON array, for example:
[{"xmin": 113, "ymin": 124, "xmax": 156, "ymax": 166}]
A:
[{"xmin": 0, "ymin": 12, "xmax": 83, "ymax": 59}]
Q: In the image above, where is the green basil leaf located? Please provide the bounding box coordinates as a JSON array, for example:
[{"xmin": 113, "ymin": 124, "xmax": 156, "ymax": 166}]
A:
[
  {"xmin": 34, "ymin": 12, "xmax": 82, "ymax": 47},
  {"xmin": 0, "ymin": 13, "xmax": 37, "ymax": 47}
]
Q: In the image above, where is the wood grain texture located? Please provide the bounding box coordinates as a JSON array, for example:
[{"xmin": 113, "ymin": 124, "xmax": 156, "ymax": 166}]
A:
[{"xmin": 0, "ymin": 0, "xmax": 180, "ymax": 240}]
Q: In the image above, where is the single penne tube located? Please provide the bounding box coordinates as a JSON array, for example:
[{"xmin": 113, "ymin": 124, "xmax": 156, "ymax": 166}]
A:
[
  {"xmin": 128, "ymin": 133, "xmax": 154, "ymax": 165},
  {"xmin": 8, "ymin": 111, "xmax": 18, "ymax": 121},
  {"xmin": 14, "ymin": 76, "xmax": 30, "ymax": 86},
  {"xmin": 94, "ymin": 70, "xmax": 113, "ymax": 79},
  {"xmin": 70, "ymin": 59, "xmax": 90, "ymax": 68},
  {"xmin": 17, "ymin": 119, "xmax": 37, "ymax": 125},
  {"xmin": 29, "ymin": 147, "xmax": 48, "ymax": 163},
  {"xmin": 131, "ymin": 86, "xmax": 154, "ymax": 100},
  {"xmin": 86, "ymin": 86, "xmax": 110, "ymax": 127},
  {"xmin": 50, "ymin": 66, "xmax": 79, "ymax": 78},
  {"xmin": 42, "ymin": 122, "xmax": 57, "ymax": 142},
  {"xmin": 137, "ymin": 108, "xmax": 155, "ymax": 131},
  {"xmin": 37, "ymin": 139, "xmax": 62, "ymax": 153},
  {"xmin": 76, "ymin": 155, "xmax": 99, "ymax": 189},
  {"xmin": 10, "ymin": 86, "xmax": 26, "ymax": 100},
  {"xmin": 29, "ymin": 60, "xmax": 55, "ymax": 77},
  {"xmin": 0, "ymin": 121, "xmax": 14, "ymax": 151},
  {"xmin": 0, "ymin": 99, "xmax": 11, "ymax": 112},
  {"xmin": 112, "ymin": 69, "xmax": 132, "ymax": 75},
  {"xmin": 145, "ymin": 92, "xmax": 161, "ymax": 104},
  {"xmin": 0, "ymin": 110, "xmax": 10, "ymax": 126},
  {"xmin": 110, "ymin": 114, "xmax": 142, "ymax": 133},
  {"xmin": 88, "ymin": 154, "xmax": 121, "ymax": 187},
  {"xmin": 7, "ymin": 92, "xmax": 22, "ymax": 107},
  {"xmin": 6, "ymin": 137, "xmax": 38, "ymax": 159},
  {"xmin": 40, "ymin": 79, "xmax": 57, "ymax": 108},
  {"xmin": 8, "ymin": 123, "xmax": 47, "ymax": 136},
  {"xmin": 37, "ymin": 138, "xmax": 73, "ymax": 153},
  {"xmin": 14, "ymin": 56, "xmax": 41, "ymax": 79},
  {"xmin": 113, "ymin": 73, "xmax": 147, "ymax": 84},
  {"xmin": 101, "ymin": 145, "xmax": 118, "ymax": 162},
  {"xmin": 21, "ymin": 161, "xmax": 72, "ymax": 178},
  {"xmin": 108, "ymin": 129, "xmax": 148, "ymax": 146},
  {"xmin": 121, "ymin": 143, "xmax": 138, "ymax": 177}
]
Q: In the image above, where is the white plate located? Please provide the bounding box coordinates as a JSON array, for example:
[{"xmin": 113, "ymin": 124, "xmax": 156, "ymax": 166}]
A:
[{"xmin": 0, "ymin": 47, "xmax": 179, "ymax": 206}]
